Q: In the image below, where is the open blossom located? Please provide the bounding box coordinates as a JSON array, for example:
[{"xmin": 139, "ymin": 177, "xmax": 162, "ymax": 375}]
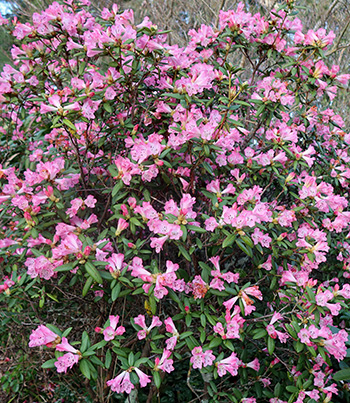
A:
[
  {"xmin": 129, "ymin": 258, "xmax": 179, "ymax": 299},
  {"xmin": 134, "ymin": 315, "xmax": 162, "ymax": 340},
  {"xmin": 266, "ymin": 312, "xmax": 289, "ymax": 343},
  {"xmin": 55, "ymin": 353, "xmax": 80, "ymax": 373},
  {"xmin": 134, "ymin": 367, "xmax": 152, "ymax": 388},
  {"xmin": 214, "ymin": 305, "xmax": 245, "ymax": 340},
  {"xmin": 0, "ymin": 276, "xmax": 15, "ymax": 295},
  {"xmin": 154, "ymin": 350, "xmax": 174, "ymax": 373},
  {"xmin": 164, "ymin": 317, "xmax": 179, "ymax": 350},
  {"xmin": 190, "ymin": 347, "xmax": 215, "ymax": 369},
  {"xmin": 29, "ymin": 325, "xmax": 60, "ymax": 348},
  {"xmin": 315, "ymin": 289, "xmax": 341, "ymax": 316},
  {"xmin": 209, "ymin": 256, "xmax": 239, "ymax": 291},
  {"xmin": 223, "ymin": 286, "xmax": 263, "ymax": 315},
  {"xmin": 322, "ymin": 329, "xmax": 348, "ymax": 361},
  {"xmin": 103, "ymin": 315, "xmax": 126, "ymax": 341},
  {"xmin": 106, "ymin": 253, "xmax": 125, "ymax": 278},
  {"xmin": 216, "ymin": 352, "xmax": 240, "ymax": 377},
  {"xmin": 107, "ymin": 371, "xmax": 134, "ymax": 394},
  {"xmin": 25, "ymin": 256, "xmax": 56, "ymax": 280}
]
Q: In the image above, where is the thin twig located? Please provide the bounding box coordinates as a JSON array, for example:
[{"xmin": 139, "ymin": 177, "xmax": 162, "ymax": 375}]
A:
[
  {"xmin": 314, "ymin": 0, "xmax": 339, "ymax": 30},
  {"xmin": 215, "ymin": 0, "xmax": 226, "ymax": 28}
]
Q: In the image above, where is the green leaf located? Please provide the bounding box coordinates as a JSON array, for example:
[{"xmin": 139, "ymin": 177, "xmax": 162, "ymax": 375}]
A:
[
  {"xmin": 63, "ymin": 118, "xmax": 77, "ymax": 131},
  {"xmin": 82, "ymin": 276, "xmax": 94, "ymax": 297},
  {"xmin": 46, "ymin": 293, "xmax": 59, "ymax": 302},
  {"xmin": 128, "ymin": 352, "xmax": 135, "ymax": 366},
  {"xmin": 41, "ymin": 358, "xmax": 56, "ymax": 369},
  {"xmin": 305, "ymin": 286, "xmax": 316, "ymax": 303},
  {"xmin": 149, "ymin": 296, "xmax": 157, "ymax": 315},
  {"xmin": 252, "ymin": 329, "xmax": 267, "ymax": 339},
  {"xmin": 85, "ymin": 262, "xmax": 103, "ymax": 284},
  {"xmin": 209, "ymin": 338, "xmax": 222, "ymax": 348},
  {"xmin": 187, "ymin": 224, "xmax": 206, "ymax": 233},
  {"xmin": 81, "ymin": 331, "xmax": 90, "ymax": 353},
  {"xmin": 181, "ymin": 225, "xmax": 188, "ymax": 242},
  {"xmin": 179, "ymin": 331, "xmax": 193, "ymax": 340},
  {"xmin": 153, "ymin": 371, "xmax": 162, "ymax": 389},
  {"xmin": 111, "ymin": 282, "xmax": 121, "ymax": 301},
  {"xmin": 54, "ymin": 262, "xmax": 78, "ymax": 272},
  {"xmin": 112, "ymin": 181, "xmax": 123, "ymax": 197},
  {"xmin": 333, "ymin": 368, "xmax": 350, "ymax": 381},
  {"xmin": 79, "ymin": 359, "xmax": 91, "ymax": 379},
  {"xmin": 236, "ymin": 239, "xmax": 252, "ymax": 257},
  {"xmin": 103, "ymin": 102, "xmax": 112, "ymax": 113},
  {"xmin": 286, "ymin": 386, "xmax": 299, "ymax": 393},
  {"xmin": 178, "ymin": 244, "xmax": 191, "ymax": 262},
  {"xmin": 222, "ymin": 234, "xmax": 236, "ymax": 248},
  {"xmin": 267, "ymin": 337, "xmax": 275, "ymax": 355},
  {"xmin": 295, "ymin": 341, "xmax": 304, "ymax": 353},
  {"xmin": 105, "ymin": 349, "xmax": 112, "ymax": 369},
  {"xmin": 62, "ymin": 327, "xmax": 73, "ymax": 338}
]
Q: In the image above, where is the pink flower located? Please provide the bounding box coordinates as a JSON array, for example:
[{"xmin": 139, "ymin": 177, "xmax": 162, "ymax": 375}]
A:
[
  {"xmin": 107, "ymin": 371, "xmax": 134, "ymax": 394},
  {"xmin": 103, "ymin": 315, "xmax": 125, "ymax": 341},
  {"xmin": 56, "ymin": 337, "xmax": 79, "ymax": 354},
  {"xmin": 54, "ymin": 353, "xmax": 79, "ymax": 373},
  {"xmin": 190, "ymin": 347, "xmax": 215, "ymax": 369},
  {"xmin": 29, "ymin": 325, "xmax": 60, "ymax": 348},
  {"xmin": 154, "ymin": 350, "xmax": 174, "ymax": 373},
  {"xmin": 216, "ymin": 352, "xmax": 240, "ymax": 377},
  {"xmin": 134, "ymin": 367, "xmax": 151, "ymax": 387},
  {"xmin": 106, "ymin": 253, "xmax": 125, "ymax": 278},
  {"xmin": 115, "ymin": 218, "xmax": 129, "ymax": 236},
  {"xmin": 25, "ymin": 256, "xmax": 55, "ymax": 280},
  {"xmin": 164, "ymin": 318, "xmax": 179, "ymax": 350},
  {"xmin": 134, "ymin": 315, "xmax": 162, "ymax": 340}
]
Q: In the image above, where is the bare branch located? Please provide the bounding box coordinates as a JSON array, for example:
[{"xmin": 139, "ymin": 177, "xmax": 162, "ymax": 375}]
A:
[
  {"xmin": 314, "ymin": 0, "xmax": 339, "ymax": 30},
  {"xmin": 215, "ymin": 0, "xmax": 226, "ymax": 28}
]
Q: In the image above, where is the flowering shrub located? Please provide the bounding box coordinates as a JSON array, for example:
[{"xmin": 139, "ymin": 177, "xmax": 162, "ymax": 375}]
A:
[{"xmin": 0, "ymin": 0, "xmax": 350, "ymax": 401}]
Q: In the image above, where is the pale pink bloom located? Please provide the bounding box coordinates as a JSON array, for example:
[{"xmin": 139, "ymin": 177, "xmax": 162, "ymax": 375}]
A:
[
  {"xmin": 56, "ymin": 337, "xmax": 79, "ymax": 354},
  {"xmin": 150, "ymin": 235, "xmax": 169, "ymax": 252},
  {"xmin": 29, "ymin": 325, "xmax": 60, "ymax": 347},
  {"xmin": 25, "ymin": 256, "xmax": 55, "ymax": 280},
  {"xmin": 322, "ymin": 329, "xmax": 348, "ymax": 361},
  {"xmin": 107, "ymin": 371, "xmax": 134, "ymax": 394},
  {"xmin": 82, "ymin": 99, "xmax": 101, "ymax": 120},
  {"xmin": 164, "ymin": 318, "xmax": 179, "ymax": 350},
  {"xmin": 216, "ymin": 352, "xmax": 240, "ymax": 377},
  {"xmin": 245, "ymin": 358, "xmax": 260, "ymax": 371},
  {"xmin": 134, "ymin": 315, "xmax": 162, "ymax": 340},
  {"xmin": 54, "ymin": 353, "xmax": 79, "ymax": 373},
  {"xmin": 115, "ymin": 218, "xmax": 129, "ymax": 236},
  {"xmin": 224, "ymin": 286, "xmax": 262, "ymax": 315},
  {"xmin": 134, "ymin": 367, "xmax": 151, "ymax": 387},
  {"xmin": 154, "ymin": 350, "xmax": 174, "ymax": 373},
  {"xmin": 103, "ymin": 315, "xmax": 125, "ymax": 341},
  {"xmin": 106, "ymin": 253, "xmax": 125, "ymax": 278}
]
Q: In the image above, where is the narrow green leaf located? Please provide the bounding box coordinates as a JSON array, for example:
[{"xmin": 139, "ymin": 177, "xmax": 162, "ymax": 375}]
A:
[
  {"xmin": 79, "ymin": 359, "xmax": 91, "ymax": 379},
  {"xmin": 85, "ymin": 262, "xmax": 103, "ymax": 284}
]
